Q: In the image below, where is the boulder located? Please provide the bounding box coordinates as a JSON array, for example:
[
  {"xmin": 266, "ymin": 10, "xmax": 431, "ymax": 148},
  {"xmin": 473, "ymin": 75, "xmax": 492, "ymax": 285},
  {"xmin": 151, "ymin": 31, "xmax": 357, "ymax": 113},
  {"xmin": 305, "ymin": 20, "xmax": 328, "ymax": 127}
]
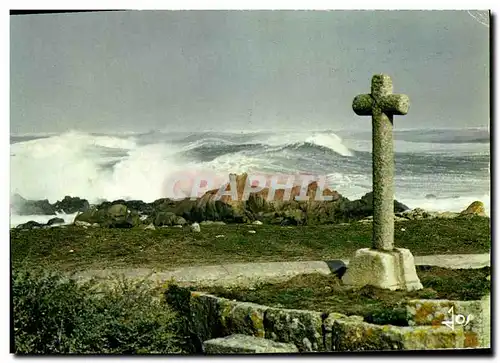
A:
[
  {"xmin": 106, "ymin": 204, "xmax": 141, "ymax": 228},
  {"xmin": 395, "ymin": 209, "xmax": 464, "ymax": 220},
  {"xmin": 75, "ymin": 220, "xmax": 92, "ymax": 227},
  {"xmin": 342, "ymin": 192, "xmax": 409, "ymax": 220},
  {"xmin": 74, "ymin": 207, "xmax": 106, "ymax": 225},
  {"xmin": 175, "ymin": 216, "xmax": 188, "ymax": 225},
  {"xmin": 436, "ymin": 211, "xmax": 460, "ymax": 219},
  {"xmin": 152, "ymin": 198, "xmax": 177, "ymax": 211},
  {"xmin": 460, "ymin": 201, "xmax": 487, "ymax": 217},
  {"xmin": 303, "ymin": 200, "xmax": 345, "ymax": 225},
  {"xmin": 124, "ymin": 200, "xmax": 155, "ymax": 215},
  {"xmin": 53, "ymin": 196, "xmax": 90, "ymax": 214},
  {"xmin": 94, "ymin": 195, "xmax": 239, "ymax": 225},
  {"xmin": 47, "ymin": 217, "xmax": 65, "ymax": 226},
  {"xmin": 199, "ymin": 220, "xmax": 225, "ymax": 226},
  {"xmin": 144, "ymin": 223, "xmax": 156, "ymax": 231},
  {"xmin": 398, "ymin": 208, "xmax": 433, "ymax": 220},
  {"xmin": 191, "ymin": 222, "xmax": 201, "ymax": 233},
  {"xmin": 16, "ymin": 220, "xmax": 43, "ymax": 229},
  {"xmin": 394, "ymin": 215, "xmax": 408, "ymax": 222},
  {"xmin": 282, "ymin": 209, "xmax": 306, "ymax": 225},
  {"xmin": 94, "ymin": 199, "xmax": 153, "ymax": 214},
  {"xmin": 108, "ymin": 204, "xmax": 127, "ymax": 216},
  {"xmin": 154, "ymin": 211, "xmax": 187, "ymax": 227},
  {"xmin": 74, "ymin": 204, "xmax": 141, "ymax": 228}
]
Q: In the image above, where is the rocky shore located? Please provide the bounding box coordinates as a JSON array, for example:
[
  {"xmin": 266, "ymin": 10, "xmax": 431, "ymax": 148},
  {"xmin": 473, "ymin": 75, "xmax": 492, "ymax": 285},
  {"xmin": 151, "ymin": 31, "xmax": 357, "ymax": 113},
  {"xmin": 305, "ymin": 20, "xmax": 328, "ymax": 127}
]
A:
[{"xmin": 12, "ymin": 173, "xmax": 488, "ymax": 231}]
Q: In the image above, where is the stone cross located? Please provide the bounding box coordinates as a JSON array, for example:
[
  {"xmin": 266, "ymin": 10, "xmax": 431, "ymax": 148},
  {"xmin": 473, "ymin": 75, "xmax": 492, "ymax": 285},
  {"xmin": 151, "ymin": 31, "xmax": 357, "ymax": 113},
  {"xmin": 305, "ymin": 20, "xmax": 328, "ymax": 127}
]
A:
[{"xmin": 352, "ymin": 74, "xmax": 409, "ymax": 251}]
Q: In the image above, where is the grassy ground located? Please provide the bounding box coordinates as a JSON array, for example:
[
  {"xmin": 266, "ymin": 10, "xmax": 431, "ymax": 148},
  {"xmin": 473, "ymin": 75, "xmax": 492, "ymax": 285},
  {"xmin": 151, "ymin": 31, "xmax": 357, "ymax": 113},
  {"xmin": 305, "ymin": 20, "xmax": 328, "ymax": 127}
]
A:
[
  {"xmin": 199, "ymin": 266, "xmax": 491, "ymax": 326},
  {"xmin": 11, "ymin": 217, "xmax": 490, "ymax": 272}
]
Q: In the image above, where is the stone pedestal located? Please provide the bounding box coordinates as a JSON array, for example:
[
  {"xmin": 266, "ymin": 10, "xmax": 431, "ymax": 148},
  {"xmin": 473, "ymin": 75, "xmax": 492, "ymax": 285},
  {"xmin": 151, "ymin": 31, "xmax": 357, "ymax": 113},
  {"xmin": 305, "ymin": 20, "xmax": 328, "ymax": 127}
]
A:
[{"xmin": 342, "ymin": 248, "xmax": 423, "ymax": 291}]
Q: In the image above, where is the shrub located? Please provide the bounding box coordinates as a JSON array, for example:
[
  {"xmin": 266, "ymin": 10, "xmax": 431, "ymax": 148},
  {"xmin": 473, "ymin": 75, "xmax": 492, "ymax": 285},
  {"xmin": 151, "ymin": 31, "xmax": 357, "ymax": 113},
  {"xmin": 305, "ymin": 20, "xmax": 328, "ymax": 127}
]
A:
[{"xmin": 12, "ymin": 267, "xmax": 186, "ymax": 354}]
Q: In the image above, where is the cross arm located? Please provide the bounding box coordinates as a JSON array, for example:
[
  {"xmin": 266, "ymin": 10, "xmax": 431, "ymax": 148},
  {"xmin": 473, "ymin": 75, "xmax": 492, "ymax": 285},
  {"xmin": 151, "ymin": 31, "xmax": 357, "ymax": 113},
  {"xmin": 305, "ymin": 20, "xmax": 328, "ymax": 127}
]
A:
[
  {"xmin": 378, "ymin": 94, "xmax": 410, "ymax": 115},
  {"xmin": 352, "ymin": 94, "xmax": 374, "ymax": 116}
]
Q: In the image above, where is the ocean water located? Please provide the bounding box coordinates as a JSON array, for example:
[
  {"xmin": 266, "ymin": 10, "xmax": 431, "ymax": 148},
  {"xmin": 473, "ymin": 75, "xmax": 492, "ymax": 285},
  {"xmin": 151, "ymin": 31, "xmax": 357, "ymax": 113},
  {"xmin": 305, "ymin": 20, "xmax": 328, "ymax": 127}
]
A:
[{"xmin": 10, "ymin": 128, "xmax": 490, "ymax": 227}]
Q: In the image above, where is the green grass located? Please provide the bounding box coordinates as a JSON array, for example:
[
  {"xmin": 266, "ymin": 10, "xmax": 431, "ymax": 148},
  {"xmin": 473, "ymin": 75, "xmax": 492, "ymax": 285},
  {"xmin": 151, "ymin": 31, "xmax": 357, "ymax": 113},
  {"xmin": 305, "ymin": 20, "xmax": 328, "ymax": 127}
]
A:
[
  {"xmin": 11, "ymin": 217, "xmax": 490, "ymax": 272},
  {"xmin": 197, "ymin": 266, "xmax": 491, "ymax": 326}
]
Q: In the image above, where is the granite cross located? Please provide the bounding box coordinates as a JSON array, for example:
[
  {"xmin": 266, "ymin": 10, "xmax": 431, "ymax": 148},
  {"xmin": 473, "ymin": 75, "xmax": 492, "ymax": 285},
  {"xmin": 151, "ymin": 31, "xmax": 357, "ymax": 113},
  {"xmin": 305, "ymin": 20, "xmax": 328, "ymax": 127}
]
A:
[{"xmin": 352, "ymin": 74, "xmax": 409, "ymax": 251}]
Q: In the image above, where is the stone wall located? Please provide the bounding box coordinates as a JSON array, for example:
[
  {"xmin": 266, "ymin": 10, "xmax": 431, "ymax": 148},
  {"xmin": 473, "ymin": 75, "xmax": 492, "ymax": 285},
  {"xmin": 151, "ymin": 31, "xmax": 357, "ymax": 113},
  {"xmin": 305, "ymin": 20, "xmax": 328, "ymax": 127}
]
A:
[
  {"xmin": 168, "ymin": 290, "xmax": 490, "ymax": 352},
  {"xmin": 405, "ymin": 295, "xmax": 491, "ymax": 348}
]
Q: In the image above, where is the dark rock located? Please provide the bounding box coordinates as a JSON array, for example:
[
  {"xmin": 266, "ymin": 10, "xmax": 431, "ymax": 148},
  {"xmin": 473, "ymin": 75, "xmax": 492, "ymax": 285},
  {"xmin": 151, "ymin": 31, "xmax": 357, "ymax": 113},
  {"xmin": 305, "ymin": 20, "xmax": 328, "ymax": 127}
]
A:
[
  {"xmin": 166, "ymin": 196, "xmax": 244, "ymax": 224},
  {"xmin": 96, "ymin": 200, "xmax": 126, "ymax": 210},
  {"xmin": 278, "ymin": 209, "xmax": 306, "ymax": 226},
  {"xmin": 304, "ymin": 200, "xmax": 346, "ymax": 225},
  {"xmin": 74, "ymin": 207, "xmax": 106, "ymax": 225},
  {"xmin": 98, "ymin": 199, "xmax": 154, "ymax": 215},
  {"xmin": 260, "ymin": 212, "xmax": 283, "ymax": 225},
  {"xmin": 153, "ymin": 211, "xmax": 187, "ymax": 227},
  {"xmin": 153, "ymin": 198, "xmax": 178, "ymax": 211},
  {"xmin": 280, "ymin": 218, "xmax": 291, "ymax": 226},
  {"xmin": 394, "ymin": 197, "xmax": 410, "ymax": 213},
  {"xmin": 125, "ymin": 200, "xmax": 155, "ymax": 215},
  {"xmin": 74, "ymin": 204, "xmax": 141, "ymax": 228},
  {"xmin": 108, "ymin": 203, "xmax": 127, "ymax": 216},
  {"xmin": 47, "ymin": 217, "xmax": 65, "ymax": 226},
  {"xmin": 16, "ymin": 220, "xmax": 43, "ymax": 229},
  {"xmin": 106, "ymin": 204, "xmax": 140, "ymax": 228},
  {"xmin": 53, "ymin": 196, "xmax": 90, "ymax": 214},
  {"xmin": 399, "ymin": 208, "xmax": 432, "ymax": 220},
  {"xmin": 339, "ymin": 192, "xmax": 409, "ymax": 220},
  {"xmin": 154, "ymin": 211, "xmax": 179, "ymax": 226}
]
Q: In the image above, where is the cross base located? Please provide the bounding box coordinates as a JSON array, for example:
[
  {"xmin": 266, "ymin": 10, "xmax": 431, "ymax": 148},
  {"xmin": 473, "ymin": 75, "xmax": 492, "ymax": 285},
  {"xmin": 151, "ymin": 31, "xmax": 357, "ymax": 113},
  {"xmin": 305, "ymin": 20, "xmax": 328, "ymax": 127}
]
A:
[{"xmin": 342, "ymin": 248, "xmax": 423, "ymax": 291}]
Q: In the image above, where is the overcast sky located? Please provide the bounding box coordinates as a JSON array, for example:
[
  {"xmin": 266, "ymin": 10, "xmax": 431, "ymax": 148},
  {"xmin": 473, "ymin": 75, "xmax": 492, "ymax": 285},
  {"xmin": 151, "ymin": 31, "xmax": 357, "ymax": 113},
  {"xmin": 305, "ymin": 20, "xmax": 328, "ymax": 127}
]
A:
[{"xmin": 10, "ymin": 10, "xmax": 489, "ymax": 134}]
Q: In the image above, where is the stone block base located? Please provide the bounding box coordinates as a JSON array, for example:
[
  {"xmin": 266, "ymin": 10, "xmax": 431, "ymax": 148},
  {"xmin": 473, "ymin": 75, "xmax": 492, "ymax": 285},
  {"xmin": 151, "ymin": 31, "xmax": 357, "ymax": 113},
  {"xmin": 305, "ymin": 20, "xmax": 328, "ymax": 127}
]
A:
[
  {"xmin": 203, "ymin": 334, "xmax": 299, "ymax": 354},
  {"xmin": 342, "ymin": 248, "xmax": 423, "ymax": 291}
]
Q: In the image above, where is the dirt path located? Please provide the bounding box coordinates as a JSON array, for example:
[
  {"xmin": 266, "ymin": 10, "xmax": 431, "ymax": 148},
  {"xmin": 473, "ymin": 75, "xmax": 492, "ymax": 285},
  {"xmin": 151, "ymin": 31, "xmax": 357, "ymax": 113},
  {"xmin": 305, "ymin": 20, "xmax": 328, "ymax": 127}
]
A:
[{"xmin": 72, "ymin": 253, "xmax": 490, "ymax": 288}]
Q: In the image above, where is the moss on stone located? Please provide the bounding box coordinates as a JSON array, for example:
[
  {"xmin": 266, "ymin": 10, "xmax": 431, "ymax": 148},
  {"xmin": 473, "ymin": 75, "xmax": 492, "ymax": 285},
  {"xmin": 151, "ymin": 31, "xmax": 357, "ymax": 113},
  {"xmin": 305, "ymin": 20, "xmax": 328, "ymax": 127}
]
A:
[{"xmin": 464, "ymin": 331, "xmax": 479, "ymax": 348}]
